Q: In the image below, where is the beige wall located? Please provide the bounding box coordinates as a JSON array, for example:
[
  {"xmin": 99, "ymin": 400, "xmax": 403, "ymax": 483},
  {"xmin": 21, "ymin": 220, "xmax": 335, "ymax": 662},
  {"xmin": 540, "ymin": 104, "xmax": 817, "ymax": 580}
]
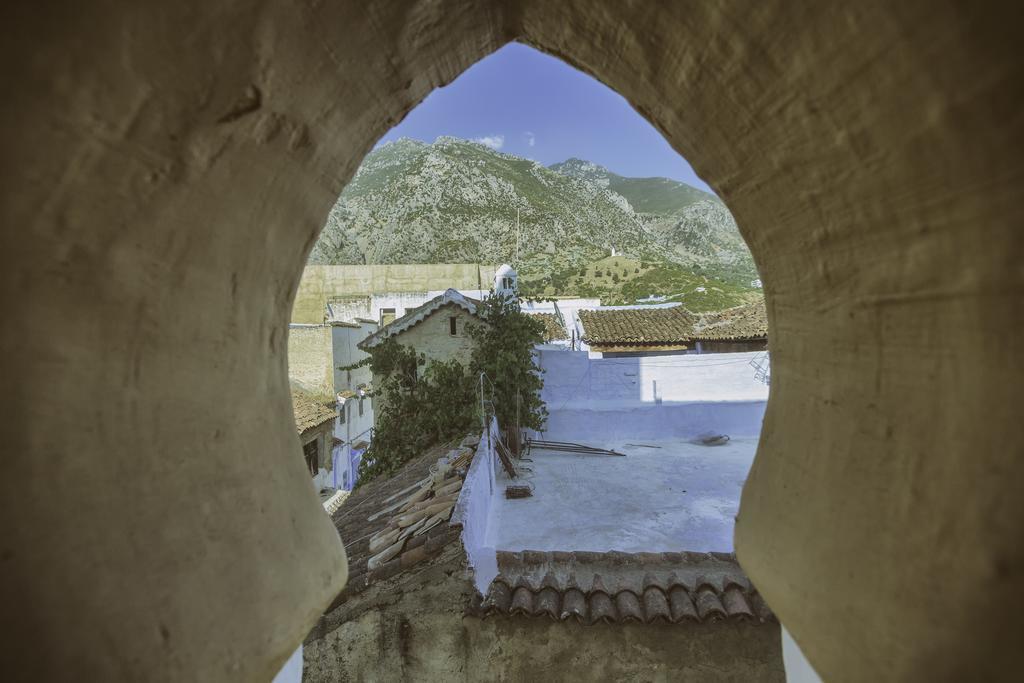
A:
[
  {"xmin": 293, "ymin": 264, "xmax": 498, "ymax": 323},
  {"xmin": 389, "ymin": 304, "xmax": 479, "ymax": 369},
  {"xmin": 303, "ymin": 546, "xmax": 783, "ymax": 682},
  {"xmin": 4, "ymin": 1, "xmax": 1021, "ymax": 680},
  {"xmin": 370, "ymin": 305, "xmax": 479, "ymax": 416},
  {"xmin": 288, "ymin": 325, "xmax": 335, "ymax": 396}
]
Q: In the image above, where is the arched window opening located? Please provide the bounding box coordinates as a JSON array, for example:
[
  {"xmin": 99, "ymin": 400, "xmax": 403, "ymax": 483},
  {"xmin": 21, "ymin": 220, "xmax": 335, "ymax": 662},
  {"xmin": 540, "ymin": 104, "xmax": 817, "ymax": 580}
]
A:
[{"xmin": 290, "ymin": 42, "xmax": 783, "ymax": 681}]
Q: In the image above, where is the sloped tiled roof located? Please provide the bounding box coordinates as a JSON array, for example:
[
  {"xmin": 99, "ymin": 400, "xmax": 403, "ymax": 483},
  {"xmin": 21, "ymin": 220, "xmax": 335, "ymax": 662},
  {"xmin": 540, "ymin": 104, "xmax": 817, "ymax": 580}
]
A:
[
  {"xmin": 528, "ymin": 312, "xmax": 568, "ymax": 342},
  {"xmin": 291, "ymin": 388, "xmax": 336, "ymax": 434},
  {"xmin": 578, "ymin": 306, "xmax": 697, "ymax": 345},
  {"xmin": 359, "ymin": 289, "xmax": 481, "ymax": 350},
  {"xmin": 475, "ymin": 550, "xmax": 774, "ymax": 625},
  {"xmin": 692, "ymin": 300, "xmax": 768, "ymax": 341},
  {"xmin": 325, "ymin": 435, "xmax": 478, "ymax": 610}
]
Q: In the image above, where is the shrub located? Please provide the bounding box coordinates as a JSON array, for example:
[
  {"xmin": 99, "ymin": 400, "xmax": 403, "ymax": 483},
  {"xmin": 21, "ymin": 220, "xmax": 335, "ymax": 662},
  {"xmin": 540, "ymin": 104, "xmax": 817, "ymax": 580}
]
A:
[
  {"xmin": 357, "ymin": 340, "xmax": 476, "ymax": 483},
  {"xmin": 467, "ymin": 294, "xmax": 547, "ymax": 434},
  {"xmin": 358, "ymin": 294, "xmax": 546, "ymax": 484}
]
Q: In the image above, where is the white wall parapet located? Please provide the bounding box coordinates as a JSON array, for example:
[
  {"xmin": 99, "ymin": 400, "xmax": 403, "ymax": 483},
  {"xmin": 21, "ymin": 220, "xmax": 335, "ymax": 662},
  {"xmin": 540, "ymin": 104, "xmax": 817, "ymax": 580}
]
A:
[{"xmin": 451, "ymin": 417, "xmax": 501, "ymax": 592}]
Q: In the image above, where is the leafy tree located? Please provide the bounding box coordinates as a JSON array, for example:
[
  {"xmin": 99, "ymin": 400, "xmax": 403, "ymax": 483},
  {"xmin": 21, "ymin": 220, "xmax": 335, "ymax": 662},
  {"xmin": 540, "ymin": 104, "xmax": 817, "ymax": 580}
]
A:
[
  {"xmin": 356, "ymin": 339, "xmax": 476, "ymax": 483},
  {"xmin": 357, "ymin": 294, "xmax": 546, "ymax": 484},
  {"xmin": 467, "ymin": 294, "xmax": 548, "ymax": 435}
]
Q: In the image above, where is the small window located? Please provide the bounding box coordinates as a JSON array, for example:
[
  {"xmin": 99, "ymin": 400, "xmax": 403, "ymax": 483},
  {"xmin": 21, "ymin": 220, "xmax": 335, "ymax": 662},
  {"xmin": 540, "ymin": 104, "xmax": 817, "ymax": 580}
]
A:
[
  {"xmin": 449, "ymin": 316, "xmax": 458, "ymax": 336},
  {"xmin": 339, "ymin": 402, "xmax": 346, "ymax": 424},
  {"xmin": 380, "ymin": 308, "xmax": 396, "ymax": 326},
  {"xmin": 302, "ymin": 440, "xmax": 319, "ymax": 476},
  {"xmin": 358, "ymin": 398, "xmax": 364, "ymax": 417}
]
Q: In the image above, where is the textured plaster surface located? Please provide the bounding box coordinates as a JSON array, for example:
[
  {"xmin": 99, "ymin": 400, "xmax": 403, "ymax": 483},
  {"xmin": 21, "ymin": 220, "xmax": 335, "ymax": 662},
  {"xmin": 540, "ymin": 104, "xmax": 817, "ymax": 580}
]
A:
[
  {"xmin": 539, "ymin": 349, "xmax": 770, "ymax": 407},
  {"xmin": 375, "ymin": 304, "xmax": 479, "ymax": 367},
  {"xmin": 303, "ymin": 545, "xmax": 784, "ymax": 682},
  {"xmin": 2, "ymin": 0, "xmax": 1022, "ymax": 680},
  {"xmin": 294, "ymin": 264, "xmax": 497, "ymax": 323},
  {"xmin": 493, "ymin": 439, "xmax": 756, "ymax": 553},
  {"xmin": 288, "ymin": 324, "xmax": 335, "ymax": 396}
]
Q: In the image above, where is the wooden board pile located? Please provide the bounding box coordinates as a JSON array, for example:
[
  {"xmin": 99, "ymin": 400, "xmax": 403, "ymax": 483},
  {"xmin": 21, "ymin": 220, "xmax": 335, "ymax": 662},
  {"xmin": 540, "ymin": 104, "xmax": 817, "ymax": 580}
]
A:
[{"xmin": 366, "ymin": 444, "xmax": 475, "ymax": 571}]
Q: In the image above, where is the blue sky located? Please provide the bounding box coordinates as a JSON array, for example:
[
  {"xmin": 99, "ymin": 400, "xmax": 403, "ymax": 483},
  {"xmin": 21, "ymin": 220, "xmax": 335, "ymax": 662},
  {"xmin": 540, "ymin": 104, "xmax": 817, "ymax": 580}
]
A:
[{"xmin": 375, "ymin": 43, "xmax": 713, "ymax": 193}]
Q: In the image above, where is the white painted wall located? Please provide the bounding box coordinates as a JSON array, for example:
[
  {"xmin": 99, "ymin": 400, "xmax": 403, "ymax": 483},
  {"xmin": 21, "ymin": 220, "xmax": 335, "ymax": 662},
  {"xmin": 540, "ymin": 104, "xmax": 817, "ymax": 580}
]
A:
[
  {"xmin": 331, "ymin": 321, "xmax": 375, "ymax": 394},
  {"xmin": 521, "ymin": 298, "xmax": 601, "ymax": 349},
  {"xmin": 328, "ymin": 289, "xmax": 490, "ymax": 325},
  {"xmin": 534, "ymin": 349, "xmax": 768, "ymax": 444},
  {"xmin": 540, "ymin": 402, "xmax": 766, "ymax": 441},
  {"xmin": 538, "ymin": 349, "xmax": 770, "ymax": 407},
  {"xmin": 451, "ymin": 418, "xmax": 501, "ymax": 593},
  {"xmin": 273, "ymin": 645, "xmax": 303, "ymax": 683},
  {"xmin": 782, "ymin": 627, "xmax": 824, "ymax": 683},
  {"xmin": 334, "ymin": 398, "xmax": 373, "ymax": 490},
  {"xmin": 329, "ymin": 321, "xmax": 377, "ymax": 490}
]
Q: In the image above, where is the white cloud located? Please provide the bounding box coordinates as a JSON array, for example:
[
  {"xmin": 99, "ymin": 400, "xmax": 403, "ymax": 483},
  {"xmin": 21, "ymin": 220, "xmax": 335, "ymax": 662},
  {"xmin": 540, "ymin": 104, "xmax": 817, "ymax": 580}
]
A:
[
  {"xmin": 472, "ymin": 134, "xmax": 504, "ymax": 150},
  {"xmin": 523, "ymin": 131, "xmax": 536, "ymax": 147}
]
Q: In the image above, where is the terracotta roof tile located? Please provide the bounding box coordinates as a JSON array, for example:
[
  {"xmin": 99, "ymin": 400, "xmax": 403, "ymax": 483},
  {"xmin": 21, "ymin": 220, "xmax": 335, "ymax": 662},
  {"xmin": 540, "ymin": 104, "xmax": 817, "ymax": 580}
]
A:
[
  {"xmin": 476, "ymin": 550, "xmax": 774, "ymax": 626},
  {"xmin": 326, "ymin": 437, "xmax": 477, "ymax": 611},
  {"xmin": 291, "ymin": 388, "xmax": 336, "ymax": 434},
  {"xmin": 578, "ymin": 306, "xmax": 697, "ymax": 346},
  {"xmin": 692, "ymin": 299, "xmax": 767, "ymax": 341},
  {"xmin": 527, "ymin": 312, "xmax": 568, "ymax": 342},
  {"xmin": 577, "ymin": 300, "xmax": 768, "ymax": 347}
]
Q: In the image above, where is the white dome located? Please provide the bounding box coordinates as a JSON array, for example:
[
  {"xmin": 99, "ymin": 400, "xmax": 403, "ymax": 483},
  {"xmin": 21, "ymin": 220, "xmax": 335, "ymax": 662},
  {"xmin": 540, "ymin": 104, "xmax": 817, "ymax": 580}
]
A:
[{"xmin": 495, "ymin": 263, "xmax": 517, "ymax": 278}]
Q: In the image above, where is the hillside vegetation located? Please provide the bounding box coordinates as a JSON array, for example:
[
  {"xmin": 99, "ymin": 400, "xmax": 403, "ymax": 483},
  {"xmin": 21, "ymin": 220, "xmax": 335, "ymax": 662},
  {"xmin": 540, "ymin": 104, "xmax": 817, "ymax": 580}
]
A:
[{"xmin": 311, "ymin": 137, "xmax": 760, "ymax": 308}]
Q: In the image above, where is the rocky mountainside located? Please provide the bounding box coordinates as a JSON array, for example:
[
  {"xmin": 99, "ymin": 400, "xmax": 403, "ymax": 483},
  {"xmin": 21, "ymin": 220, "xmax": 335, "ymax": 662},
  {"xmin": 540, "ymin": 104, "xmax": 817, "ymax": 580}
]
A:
[
  {"xmin": 311, "ymin": 137, "xmax": 758, "ymax": 296},
  {"xmin": 549, "ymin": 158, "xmax": 753, "ymax": 276}
]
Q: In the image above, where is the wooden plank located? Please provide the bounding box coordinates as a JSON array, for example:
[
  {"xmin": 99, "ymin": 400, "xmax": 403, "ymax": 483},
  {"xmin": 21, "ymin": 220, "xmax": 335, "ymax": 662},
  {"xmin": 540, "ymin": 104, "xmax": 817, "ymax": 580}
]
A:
[{"xmin": 495, "ymin": 438, "xmax": 517, "ymax": 478}]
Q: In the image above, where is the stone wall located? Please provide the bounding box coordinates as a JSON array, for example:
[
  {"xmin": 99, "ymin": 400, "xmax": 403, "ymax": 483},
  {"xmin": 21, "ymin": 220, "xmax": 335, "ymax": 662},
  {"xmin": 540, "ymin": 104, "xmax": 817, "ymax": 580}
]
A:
[
  {"xmin": 389, "ymin": 304, "xmax": 479, "ymax": 369},
  {"xmin": 303, "ymin": 545, "xmax": 784, "ymax": 682}
]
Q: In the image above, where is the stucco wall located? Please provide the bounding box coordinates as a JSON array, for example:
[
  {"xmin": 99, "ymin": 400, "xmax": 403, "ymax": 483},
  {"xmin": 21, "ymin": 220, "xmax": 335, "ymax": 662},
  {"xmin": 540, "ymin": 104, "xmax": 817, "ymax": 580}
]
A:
[
  {"xmin": 288, "ymin": 325, "xmax": 335, "ymax": 396},
  {"xmin": 303, "ymin": 545, "xmax": 783, "ymax": 682},
  {"xmin": 541, "ymin": 403, "xmax": 766, "ymax": 442},
  {"xmin": 300, "ymin": 422, "xmax": 334, "ymax": 490},
  {"xmin": 5, "ymin": 1, "xmax": 1022, "ymax": 680},
  {"xmin": 389, "ymin": 304, "xmax": 479, "ymax": 369},
  {"xmin": 539, "ymin": 349, "xmax": 769, "ymax": 407},
  {"xmin": 330, "ymin": 289, "xmax": 490, "ymax": 327},
  {"xmin": 331, "ymin": 322, "xmax": 375, "ymax": 394},
  {"xmin": 452, "ymin": 421, "xmax": 501, "ymax": 592},
  {"xmin": 294, "ymin": 264, "xmax": 497, "ymax": 323}
]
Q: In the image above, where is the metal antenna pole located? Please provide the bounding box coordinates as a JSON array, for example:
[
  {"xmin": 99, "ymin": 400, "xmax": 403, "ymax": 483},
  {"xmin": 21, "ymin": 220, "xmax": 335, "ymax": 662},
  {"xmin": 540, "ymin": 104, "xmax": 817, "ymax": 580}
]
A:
[{"xmin": 515, "ymin": 207, "xmax": 520, "ymax": 263}]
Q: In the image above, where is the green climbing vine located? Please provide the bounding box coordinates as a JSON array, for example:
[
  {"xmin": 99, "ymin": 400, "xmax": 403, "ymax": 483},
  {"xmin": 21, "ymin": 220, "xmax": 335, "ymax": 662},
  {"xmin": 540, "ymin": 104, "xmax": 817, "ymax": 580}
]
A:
[{"xmin": 357, "ymin": 294, "xmax": 547, "ymax": 485}]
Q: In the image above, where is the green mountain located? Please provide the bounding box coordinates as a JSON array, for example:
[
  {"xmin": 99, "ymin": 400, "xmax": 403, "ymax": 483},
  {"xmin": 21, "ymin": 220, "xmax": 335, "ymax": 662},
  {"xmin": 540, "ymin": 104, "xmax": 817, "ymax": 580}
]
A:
[
  {"xmin": 548, "ymin": 158, "xmax": 713, "ymax": 214},
  {"xmin": 311, "ymin": 137, "xmax": 759, "ymax": 307},
  {"xmin": 549, "ymin": 158, "xmax": 754, "ymax": 280}
]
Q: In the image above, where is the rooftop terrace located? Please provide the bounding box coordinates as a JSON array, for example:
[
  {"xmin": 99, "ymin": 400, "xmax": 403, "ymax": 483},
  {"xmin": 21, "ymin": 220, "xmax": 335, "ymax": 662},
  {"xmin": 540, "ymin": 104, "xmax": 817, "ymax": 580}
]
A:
[{"xmin": 491, "ymin": 436, "xmax": 757, "ymax": 554}]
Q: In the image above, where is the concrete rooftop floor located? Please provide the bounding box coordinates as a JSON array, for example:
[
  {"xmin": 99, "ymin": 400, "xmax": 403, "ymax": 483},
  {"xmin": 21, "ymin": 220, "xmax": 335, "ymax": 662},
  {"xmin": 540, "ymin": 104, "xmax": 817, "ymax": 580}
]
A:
[{"xmin": 491, "ymin": 437, "xmax": 757, "ymax": 554}]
